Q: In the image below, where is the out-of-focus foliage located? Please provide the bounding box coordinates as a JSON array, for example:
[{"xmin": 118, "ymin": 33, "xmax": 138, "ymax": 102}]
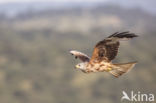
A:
[{"xmin": 0, "ymin": 4, "xmax": 155, "ymax": 103}]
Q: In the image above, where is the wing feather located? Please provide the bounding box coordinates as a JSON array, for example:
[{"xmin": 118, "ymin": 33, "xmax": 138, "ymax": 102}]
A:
[
  {"xmin": 70, "ymin": 50, "xmax": 90, "ymax": 62},
  {"xmin": 90, "ymin": 31, "xmax": 138, "ymax": 63}
]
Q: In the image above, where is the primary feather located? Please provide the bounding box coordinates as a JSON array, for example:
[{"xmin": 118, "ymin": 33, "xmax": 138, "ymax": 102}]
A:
[{"xmin": 90, "ymin": 31, "xmax": 138, "ymax": 63}]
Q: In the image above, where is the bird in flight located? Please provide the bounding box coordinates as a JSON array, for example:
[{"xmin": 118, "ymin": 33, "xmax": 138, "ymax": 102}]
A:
[{"xmin": 70, "ymin": 31, "xmax": 138, "ymax": 78}]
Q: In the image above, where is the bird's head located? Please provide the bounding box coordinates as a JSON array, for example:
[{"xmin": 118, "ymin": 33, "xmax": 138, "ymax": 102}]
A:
[{"xmin": 75, "ymin": 62, "xmax": 87, "ymax": 70}]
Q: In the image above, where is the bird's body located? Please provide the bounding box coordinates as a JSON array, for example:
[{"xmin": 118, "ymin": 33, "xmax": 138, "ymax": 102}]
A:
[
  {"xmin": 81, "ymin": 61, "xmax": 113, "ymax": 73},
  {"xmin": 70, "ymin": 31, "xmax": 138, "ymax": 77}
]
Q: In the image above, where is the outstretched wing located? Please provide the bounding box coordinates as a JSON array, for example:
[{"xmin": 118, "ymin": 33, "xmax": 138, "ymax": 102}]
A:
[
  {"xmin": 90, "ymin": 31, "xmax": 138, "ymax": 63},
  {"xmin": 70, "ymin": 50, "xmax": 90, "ymax": 62}
]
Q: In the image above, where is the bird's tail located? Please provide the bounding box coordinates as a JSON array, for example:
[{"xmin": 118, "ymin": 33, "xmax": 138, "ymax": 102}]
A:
[{"xmin": 109, "ymin": 61, "xmax": 137, "ymax": 78}]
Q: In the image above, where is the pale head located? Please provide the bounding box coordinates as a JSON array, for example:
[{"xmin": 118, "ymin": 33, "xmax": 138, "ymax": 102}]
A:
[{"xmin": 75, "ymin": 62, "xmax": 87, "ymax": 70}]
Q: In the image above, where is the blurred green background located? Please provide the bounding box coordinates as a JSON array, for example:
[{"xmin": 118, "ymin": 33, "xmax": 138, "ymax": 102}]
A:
[{"xmin": 0, "ymin": 0, "xmax": 156, "ymax": 103}]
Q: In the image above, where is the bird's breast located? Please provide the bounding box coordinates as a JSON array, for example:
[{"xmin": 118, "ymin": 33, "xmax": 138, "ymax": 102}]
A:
[{"xmin": 86, "ymin": 62, "xmax": 113, "ymax": 73}]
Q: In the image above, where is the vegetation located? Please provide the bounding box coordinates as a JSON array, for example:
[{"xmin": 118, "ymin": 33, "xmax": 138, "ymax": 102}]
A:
[{"xmin": 0, "ymin": 4, "xmax": 155, "ymax": 103}]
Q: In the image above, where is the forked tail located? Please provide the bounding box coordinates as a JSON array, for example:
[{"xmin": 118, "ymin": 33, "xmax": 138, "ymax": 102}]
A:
[{"xmin": 109, "ymin": 61, "xmax": 137, "ymax": 78}]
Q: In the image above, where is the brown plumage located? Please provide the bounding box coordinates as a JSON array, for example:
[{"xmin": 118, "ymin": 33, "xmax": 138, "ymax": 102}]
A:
[
  {"xmin": 90, "ymin": 31, "xmax": 138, "ymax": 63},
  {"xmin": 70, "ymin": 31, "xmax": 138, "ymax": 78}
]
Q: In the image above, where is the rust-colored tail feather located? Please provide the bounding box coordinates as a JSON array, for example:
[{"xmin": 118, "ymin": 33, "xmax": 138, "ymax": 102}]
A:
[{"xmin": 109, "ymin": 61, "xmax": 137, "ymax": 78}]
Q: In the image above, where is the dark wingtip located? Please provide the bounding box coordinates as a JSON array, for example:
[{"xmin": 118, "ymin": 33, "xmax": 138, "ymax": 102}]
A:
[
  {"xmin": 134, "ymin": 34, "xmax": 139, "ymax": 37},
  {"xmin": 108, "ymin": 31, "xmax": 138, "ymax": 38}
]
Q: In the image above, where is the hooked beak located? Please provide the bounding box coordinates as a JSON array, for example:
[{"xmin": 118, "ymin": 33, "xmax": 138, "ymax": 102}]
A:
[{"xmin": 75, "ymin": 65, "xmax": 79, "ymax": 69}]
